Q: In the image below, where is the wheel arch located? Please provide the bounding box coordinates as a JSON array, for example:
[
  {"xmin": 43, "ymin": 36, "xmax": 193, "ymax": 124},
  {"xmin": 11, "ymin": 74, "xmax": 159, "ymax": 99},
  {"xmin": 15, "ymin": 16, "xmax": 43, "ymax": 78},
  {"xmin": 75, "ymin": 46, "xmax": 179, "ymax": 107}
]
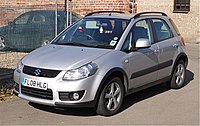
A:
[
  {"xmin": 171, "ymin": 52, "xmax": 188, "ymax": 75},
  {"xmin": 174, "ymin": 53, "xmax": 188, "ymax": 67},
  {"xmin": 94, "ymin": 68, "xmax": 129, "ymax": 107}
]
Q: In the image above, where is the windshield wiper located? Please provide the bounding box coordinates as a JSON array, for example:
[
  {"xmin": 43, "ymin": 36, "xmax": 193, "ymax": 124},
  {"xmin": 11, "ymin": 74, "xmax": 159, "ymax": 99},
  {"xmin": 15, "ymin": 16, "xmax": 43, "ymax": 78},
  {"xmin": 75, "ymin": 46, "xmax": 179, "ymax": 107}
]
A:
[
  {"xmin": 55, "ymin": 42, "xmax": 114, "ymax": 49},
  {"xmin": 92, "ymin": 44, "xmax": 114, "ymax": 49},
  {"xmin": 56, "ymin": 42, "xmax": 91, "ymax": 47}
]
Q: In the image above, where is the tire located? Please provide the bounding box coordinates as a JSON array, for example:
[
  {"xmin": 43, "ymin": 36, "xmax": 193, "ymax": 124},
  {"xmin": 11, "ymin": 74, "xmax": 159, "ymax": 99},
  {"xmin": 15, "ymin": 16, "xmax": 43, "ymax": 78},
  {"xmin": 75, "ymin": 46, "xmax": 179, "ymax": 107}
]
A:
[
  {"xmin": 170, "ymin": 60, "xmax": 186, "ymax": 89},
  {"xmin": 0, "ymin": 35, "xmax": 5, "ymax": 50},
  {"xmin": 96, "ymin": 77, "xmax": 124, "ymax": 116}
]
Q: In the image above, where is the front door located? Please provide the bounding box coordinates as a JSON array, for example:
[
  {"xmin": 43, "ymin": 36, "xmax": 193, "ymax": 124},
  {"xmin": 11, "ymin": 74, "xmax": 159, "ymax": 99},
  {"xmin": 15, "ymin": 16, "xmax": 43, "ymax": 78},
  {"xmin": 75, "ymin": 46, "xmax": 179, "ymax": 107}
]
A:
[{"xmin": 9, "ymin": 13, "xmax": 32, "ymax": 50}]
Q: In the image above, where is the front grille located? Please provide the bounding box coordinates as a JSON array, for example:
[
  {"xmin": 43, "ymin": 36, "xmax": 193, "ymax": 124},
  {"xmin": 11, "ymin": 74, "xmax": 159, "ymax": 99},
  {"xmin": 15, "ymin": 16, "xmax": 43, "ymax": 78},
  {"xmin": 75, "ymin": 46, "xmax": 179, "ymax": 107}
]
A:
[
  {"xmin": 23, "ymin": 65, "xmax": 61, "ymax": 78},
  {"xmin": 21, "ymin": 86, "xmax": 53, "ymax": 100}
]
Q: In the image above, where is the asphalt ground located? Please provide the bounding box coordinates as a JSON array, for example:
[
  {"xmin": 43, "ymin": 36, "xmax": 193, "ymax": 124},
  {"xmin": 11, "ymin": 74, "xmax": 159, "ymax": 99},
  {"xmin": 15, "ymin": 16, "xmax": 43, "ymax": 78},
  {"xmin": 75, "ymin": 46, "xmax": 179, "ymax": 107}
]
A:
[{"xmin": 0, "ymin": 43, "xmax": 199, "ymax": 125}]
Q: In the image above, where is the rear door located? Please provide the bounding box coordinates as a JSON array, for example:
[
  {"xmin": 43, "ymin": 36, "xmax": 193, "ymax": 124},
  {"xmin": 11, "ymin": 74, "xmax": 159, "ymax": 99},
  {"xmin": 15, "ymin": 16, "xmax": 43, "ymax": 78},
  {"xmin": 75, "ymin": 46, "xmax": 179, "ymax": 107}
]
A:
[
  {"xmin": 29, "ymin": 12, "xmax": 51, "ymax": 49},
  {"xmin": 122, "ymin": 19, "xmax": 159, "ymax": 89},
  {"xmin": 151, "ymin": 18, "xmax": 178, "ymax": 79}
]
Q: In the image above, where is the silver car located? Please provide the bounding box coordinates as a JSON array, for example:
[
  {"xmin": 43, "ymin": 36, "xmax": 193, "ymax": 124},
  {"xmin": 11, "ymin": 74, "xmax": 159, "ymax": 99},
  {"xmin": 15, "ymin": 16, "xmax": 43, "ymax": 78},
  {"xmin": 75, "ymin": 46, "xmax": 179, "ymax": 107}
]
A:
[{"xmin": 14, "ymin": 11, "xmax": 188, "ymax": 116}]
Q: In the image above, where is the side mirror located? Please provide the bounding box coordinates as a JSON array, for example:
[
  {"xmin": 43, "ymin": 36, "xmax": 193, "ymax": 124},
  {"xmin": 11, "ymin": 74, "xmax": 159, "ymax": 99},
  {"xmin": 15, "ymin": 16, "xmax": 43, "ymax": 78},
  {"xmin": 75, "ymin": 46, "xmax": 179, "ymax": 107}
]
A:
[
  {"xmin": 135, "ymin": 38, "xmax": 151, "ymax": 48},
  {"xmin": 8, "ymin": 22, "xmax": 14, "ymax": 26}
]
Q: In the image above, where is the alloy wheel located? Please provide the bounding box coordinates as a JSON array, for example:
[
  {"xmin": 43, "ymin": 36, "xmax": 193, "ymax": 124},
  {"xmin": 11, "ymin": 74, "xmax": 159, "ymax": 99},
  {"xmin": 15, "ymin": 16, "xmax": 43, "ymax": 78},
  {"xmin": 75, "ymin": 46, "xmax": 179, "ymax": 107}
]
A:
[
  {"xmin": 105, "ymin": 82, "xmax": 122, "ymax": 111},
  {"xmin": 0, "ymin": 36, "xmax": 5, "ymax": 49},
  {"xmin": 175, "ymin": 63, "xmax": 185, "ymax": 86}
]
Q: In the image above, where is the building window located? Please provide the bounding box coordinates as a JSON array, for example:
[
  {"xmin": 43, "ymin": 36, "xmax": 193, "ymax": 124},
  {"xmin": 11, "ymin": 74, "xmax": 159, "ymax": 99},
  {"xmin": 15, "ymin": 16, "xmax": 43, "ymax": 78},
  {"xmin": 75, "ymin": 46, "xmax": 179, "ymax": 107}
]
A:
[{"xmin": 174, "ymin": 0, "xmax": 190, "ymax": 12}]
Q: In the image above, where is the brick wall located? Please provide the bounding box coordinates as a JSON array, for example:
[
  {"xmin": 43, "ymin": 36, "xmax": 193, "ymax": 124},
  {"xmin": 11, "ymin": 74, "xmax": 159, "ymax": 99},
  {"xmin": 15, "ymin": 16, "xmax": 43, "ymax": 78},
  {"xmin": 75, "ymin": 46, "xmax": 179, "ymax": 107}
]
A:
[
  {"xmin": 0, "ymin": 0, "xmax": 131, "ymax": 27},
  {"xmin": 0, "ymin": 5, "xmax": 65, "ymax": 27},
  {"xmin": 136, "ymin": 0, "xmax": 200, "ymax": 43},
  {"xmin": 73, "ymin": 0, "xmax": 130, "ymax": 16}
]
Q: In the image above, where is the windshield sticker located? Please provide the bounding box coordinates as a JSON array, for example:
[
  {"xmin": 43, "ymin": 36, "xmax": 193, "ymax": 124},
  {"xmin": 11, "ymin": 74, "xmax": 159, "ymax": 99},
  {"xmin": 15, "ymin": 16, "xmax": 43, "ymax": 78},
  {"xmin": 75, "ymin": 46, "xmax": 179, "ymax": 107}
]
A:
[
  {"xmin": 86, "ymin": 21, "xmax": 99, "ymax": 29},
  {"xmin": 99, "ymin": 26, "xmax": 104, "ymax": 34},
  {"xmin": 113, "ymin": 37, "xmax": 118, "ymax": 41},
  {"xmin": 104, "ymin": 30, "xmax": 112, "ymax": 34},
  {"xmin": 110, "ymin": 40, "xmax": 117, "ymax": 46}
]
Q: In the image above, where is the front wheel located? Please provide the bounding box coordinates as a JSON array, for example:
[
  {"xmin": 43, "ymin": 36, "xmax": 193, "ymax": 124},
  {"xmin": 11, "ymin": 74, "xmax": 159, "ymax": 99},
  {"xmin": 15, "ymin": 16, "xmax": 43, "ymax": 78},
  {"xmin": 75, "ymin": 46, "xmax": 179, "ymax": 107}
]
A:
[
  {"xmin": 0, "ymin": 36, "xmax": 5, "ymax": 50},
  {"xmin": 96, "ymin": 77, "xmax": 124, "ymax": 116},
  {"xmin": 170, "ymin": 60, "xmax": 186, "ymax": 89}
]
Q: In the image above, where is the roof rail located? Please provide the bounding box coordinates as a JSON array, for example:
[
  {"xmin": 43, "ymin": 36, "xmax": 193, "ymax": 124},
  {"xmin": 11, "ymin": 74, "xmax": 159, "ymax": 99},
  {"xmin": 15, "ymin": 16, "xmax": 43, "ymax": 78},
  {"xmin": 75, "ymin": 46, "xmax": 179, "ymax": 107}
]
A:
[
  {"xmin": 85, "ymin": 11, "xmax": 124, "ymax": 17},
  {"xmin": 132, "ymin": 12, "xmax": 167, "ymax": 19}
]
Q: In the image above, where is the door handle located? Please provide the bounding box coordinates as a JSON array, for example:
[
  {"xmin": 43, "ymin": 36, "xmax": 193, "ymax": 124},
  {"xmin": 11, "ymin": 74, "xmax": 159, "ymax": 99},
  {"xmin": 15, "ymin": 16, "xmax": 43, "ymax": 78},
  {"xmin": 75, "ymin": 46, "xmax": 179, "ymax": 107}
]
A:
[
  {"xmin": 124, "ymin": 59, "xmax": 129, "ymax": 63},
  {"xmin": 173, "ymin": 43, "xmax": 178, "ymax": 48},
  {"xmin": 154, "ymin": 49, "xmax": 159, "ymax": 54}
]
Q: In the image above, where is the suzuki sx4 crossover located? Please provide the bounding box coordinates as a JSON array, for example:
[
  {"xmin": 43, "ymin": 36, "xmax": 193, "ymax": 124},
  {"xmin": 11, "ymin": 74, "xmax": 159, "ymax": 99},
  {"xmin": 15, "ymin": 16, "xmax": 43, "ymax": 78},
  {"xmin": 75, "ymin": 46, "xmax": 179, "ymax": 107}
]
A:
[{"xmin": 14, "ymin": 11, "xmax": 188, "ymax": 116}]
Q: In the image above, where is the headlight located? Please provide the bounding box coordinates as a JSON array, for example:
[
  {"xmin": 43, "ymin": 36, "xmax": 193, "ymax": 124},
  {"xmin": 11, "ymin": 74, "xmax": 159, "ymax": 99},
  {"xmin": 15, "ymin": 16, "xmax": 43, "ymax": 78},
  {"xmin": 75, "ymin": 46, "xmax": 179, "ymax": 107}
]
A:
[
  {"xmin": 63, "ymin": 63, "xmax": 98, "ymax": 80},
  {"xmin": 16, "ymin": 60, "xmax": 24, "ymax": 73}
]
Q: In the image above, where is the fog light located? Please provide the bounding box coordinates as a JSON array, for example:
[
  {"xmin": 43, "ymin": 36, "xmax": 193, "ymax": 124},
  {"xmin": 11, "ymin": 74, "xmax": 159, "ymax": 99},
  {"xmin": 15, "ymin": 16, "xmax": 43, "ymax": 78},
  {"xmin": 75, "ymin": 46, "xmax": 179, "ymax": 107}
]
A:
[
  {"xmin": 59, "ymin": 90, "xmax": 85, "ymax": 101},
  {"xmin": 73, "ymin": 93, "xmax": 79, "ymax": 100}
]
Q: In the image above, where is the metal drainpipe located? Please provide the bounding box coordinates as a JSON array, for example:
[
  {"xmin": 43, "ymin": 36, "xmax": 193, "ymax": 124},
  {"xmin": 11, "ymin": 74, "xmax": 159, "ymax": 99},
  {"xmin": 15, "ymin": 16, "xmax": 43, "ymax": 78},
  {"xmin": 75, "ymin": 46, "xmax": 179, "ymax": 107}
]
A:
[
  {"xmin": 67, "ymin": 0, "xmax": 69, "ymax": 27},
  {"xmin": 69, "ymin": 0, "xmax": 72, "ymax": 26},
  {"xmin": 55, "ymin": 0, "xmax": 58, "ymax": 37}
]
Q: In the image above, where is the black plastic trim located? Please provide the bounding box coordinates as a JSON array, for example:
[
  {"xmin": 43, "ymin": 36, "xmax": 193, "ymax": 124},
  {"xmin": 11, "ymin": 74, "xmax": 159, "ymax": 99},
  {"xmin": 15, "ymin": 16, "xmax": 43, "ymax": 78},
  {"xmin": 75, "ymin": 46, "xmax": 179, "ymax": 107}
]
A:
[
  {"xmin": 21, "ymin": 86, "xmax": 53, "ymax": 100},
  {"xmin": 13, "ymin": 90, "xmax": 19, "ymax": 96},
  {"xmin": 126, "ymin": 76, "xmax": 170, "ymax": 96},
  {"xmin": 92, "ymin": 68, "xmax": 129, "ymax": 107},
  {"xmin": 23, "ymin": 65, "xmax": 61, "ymax": 78},
  {"xmin": 131, "ymin": 60, "xmax": 173, "ymax": 79},
  {"xmin": 171, "ymin": 53, "xmax": 188, "ymax": 75},
  {"xmin": 85, "ymin": 11, "xmax": 124, "ymax": 17},
  {"xmin": 55, "ymin": 100, "xmax": 95, "ymax": 108},
  {"xmin": 132, "ymin": 12, "xmax": 167, "ymax": 19}
]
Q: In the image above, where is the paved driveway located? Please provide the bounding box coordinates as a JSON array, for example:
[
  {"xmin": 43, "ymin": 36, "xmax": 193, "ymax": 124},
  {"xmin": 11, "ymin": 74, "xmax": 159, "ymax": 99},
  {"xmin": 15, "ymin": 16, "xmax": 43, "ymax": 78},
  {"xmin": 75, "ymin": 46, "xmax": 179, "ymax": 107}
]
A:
[{"xmin": 0, "ymin": 43, "xmax": 199, "ymax": 125}]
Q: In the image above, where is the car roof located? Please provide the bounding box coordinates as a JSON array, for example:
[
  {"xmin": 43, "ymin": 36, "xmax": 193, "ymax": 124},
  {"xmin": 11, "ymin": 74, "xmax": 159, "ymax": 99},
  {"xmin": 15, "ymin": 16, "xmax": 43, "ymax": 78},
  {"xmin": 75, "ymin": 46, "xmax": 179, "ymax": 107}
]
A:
[
  {"xmin": 84, "ymin": 13, "xmax": 133, "ymax": 20},
  {"xmin": 23, "ymin": 10, "xmax": 82, "ymax": 18},
  {"xmin": 84, "ymin": 12, "xmax": 169, "ymax": 20}
]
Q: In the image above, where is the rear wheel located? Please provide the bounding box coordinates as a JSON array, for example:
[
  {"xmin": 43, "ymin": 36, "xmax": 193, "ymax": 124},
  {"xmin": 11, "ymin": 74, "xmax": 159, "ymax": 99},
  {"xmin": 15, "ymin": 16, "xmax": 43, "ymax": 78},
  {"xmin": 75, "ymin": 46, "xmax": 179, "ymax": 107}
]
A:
[
  {"xmin": 96, "ymin": 77, "xmax": 124, "ymax": 116},
  {"xmin": 170, "ymin": 60, "xmax": 186, "ymax": 89}
]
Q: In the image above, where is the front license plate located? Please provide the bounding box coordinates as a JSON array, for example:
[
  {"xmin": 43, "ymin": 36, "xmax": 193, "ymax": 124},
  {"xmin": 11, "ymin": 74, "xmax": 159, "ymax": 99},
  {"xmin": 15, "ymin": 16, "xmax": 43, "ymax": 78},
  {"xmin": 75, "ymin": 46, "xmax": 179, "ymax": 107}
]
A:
[{"xmin": 22, "ymin": 78, "xmax": 48, "ymax": 90}]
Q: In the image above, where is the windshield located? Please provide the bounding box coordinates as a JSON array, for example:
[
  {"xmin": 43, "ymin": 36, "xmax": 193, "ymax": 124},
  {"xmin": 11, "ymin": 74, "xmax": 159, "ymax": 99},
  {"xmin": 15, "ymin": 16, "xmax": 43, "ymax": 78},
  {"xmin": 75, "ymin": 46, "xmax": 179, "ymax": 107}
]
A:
[{"xmin": 52, "ymin": 18, "xmax": 129, "ymax": 49}]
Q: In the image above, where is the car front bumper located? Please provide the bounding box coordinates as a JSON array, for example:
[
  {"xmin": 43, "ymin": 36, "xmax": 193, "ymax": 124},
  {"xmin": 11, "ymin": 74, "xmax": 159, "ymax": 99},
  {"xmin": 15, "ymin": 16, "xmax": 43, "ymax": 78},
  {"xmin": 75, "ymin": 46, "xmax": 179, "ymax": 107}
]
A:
[{"xmin": 13, "ymin": 69, "xmax": 103, "ymax": 108}]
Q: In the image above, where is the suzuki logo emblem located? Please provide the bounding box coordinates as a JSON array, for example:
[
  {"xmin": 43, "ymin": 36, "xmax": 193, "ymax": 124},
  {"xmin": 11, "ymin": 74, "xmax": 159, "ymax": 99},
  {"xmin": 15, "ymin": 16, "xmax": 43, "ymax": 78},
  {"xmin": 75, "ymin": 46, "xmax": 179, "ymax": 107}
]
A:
[{"xmin": 34, "ymin": 69, "xmax": 41, "ymax": 76}]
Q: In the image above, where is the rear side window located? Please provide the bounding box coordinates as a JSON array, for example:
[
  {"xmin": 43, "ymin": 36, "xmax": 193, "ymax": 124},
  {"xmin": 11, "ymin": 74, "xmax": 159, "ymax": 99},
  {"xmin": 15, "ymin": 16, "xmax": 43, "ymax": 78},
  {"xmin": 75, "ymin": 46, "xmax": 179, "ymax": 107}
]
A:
[
  {"xmin": 169, "ymin": 18, "xmax": 181, "ymax": 35},
  {"xmin": 152, "ymin": 19, "xmax": 173, "ymax": 42},
  {"xmin": 32, "ymin": 14, "xmax": 46, "ymax": 24}
]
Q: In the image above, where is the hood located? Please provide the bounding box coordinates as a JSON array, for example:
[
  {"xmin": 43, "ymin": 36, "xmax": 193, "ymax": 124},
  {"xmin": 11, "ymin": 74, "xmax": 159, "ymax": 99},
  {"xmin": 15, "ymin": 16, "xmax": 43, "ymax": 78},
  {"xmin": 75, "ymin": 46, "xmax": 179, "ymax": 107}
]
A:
[
  {"xmin": 22, "ymin": 44, "xmax": 111, "ymax": 70},
  {"xmin": 0, "ymin": 25, "xmax": 9, "ymax": 33}
]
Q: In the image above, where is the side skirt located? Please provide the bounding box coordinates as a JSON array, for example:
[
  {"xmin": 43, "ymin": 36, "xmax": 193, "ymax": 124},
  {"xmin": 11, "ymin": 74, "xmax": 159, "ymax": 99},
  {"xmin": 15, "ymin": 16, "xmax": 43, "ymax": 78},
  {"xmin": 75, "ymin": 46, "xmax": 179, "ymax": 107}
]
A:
[{"xmin": 126, "ymin": 76, "xmax": 170, "ymax": 96}]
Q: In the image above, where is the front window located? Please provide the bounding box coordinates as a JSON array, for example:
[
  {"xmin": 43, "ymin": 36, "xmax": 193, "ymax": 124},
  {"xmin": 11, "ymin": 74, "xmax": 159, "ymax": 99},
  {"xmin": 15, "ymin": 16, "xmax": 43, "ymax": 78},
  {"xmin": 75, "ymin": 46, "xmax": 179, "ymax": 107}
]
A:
[
  {"xmin": 15, "ymin": 14, "xmax": 31, "ymax": 25},
  {"xmin": 52, "ymin": 18, "xmax": 129, "ymax": 49},
  {"xmin": 122, "ymin": 19, "xmax": 153, "ymax": 52}
]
